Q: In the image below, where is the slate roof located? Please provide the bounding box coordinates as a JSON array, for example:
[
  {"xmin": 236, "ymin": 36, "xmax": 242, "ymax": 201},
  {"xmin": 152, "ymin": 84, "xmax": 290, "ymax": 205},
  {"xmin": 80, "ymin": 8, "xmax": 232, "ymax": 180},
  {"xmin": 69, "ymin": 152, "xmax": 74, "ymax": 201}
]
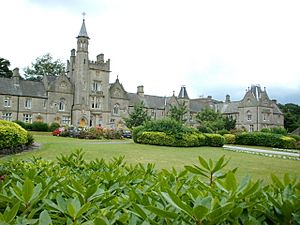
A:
[
  {"xmin": 0, "ymin": 77, "xmax": 47, "ymax": 98},
  {"xmin": 215, "ymin": 101, "xmax": 240, "ymax": 114},
  {"xmin": 78, "ymin": 19, "xmax": 89, "ymax": 38},
  {"xmin": 128, "ymin": 93, "xmax": 169, "ymax": 109}
]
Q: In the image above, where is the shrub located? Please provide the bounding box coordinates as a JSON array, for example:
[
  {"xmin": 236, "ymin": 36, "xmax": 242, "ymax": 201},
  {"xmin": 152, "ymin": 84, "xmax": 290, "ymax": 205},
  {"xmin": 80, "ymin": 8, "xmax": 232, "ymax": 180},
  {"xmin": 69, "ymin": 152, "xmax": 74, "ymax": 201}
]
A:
[
  {"xmin": 137, "ymin": 131, "xmax": 176, "ymax": 146},
  {"xmin": 223, "ymin": 133, "xmax": 236, "ymax": 144},
  {"xmin": 31, "ymin": 121, "xmax": 49, "ymax": 131},
  {"xmin": 261, "ymin": 127, "xmax": 288, "ymax": 135},
  {"xmin": 26, "ymin": 132, "xmax": 34, "ymax": 146},
  {"xmin": 235, "ymin": 132, "xmax": 296, "ymax": 149},
  {"xmin": 217, "ymin": 129, "xmax": 230, "ymax": 135},
  {"xmin": 49, "ymin": 122, "xmax": 60, "ymax": 132},
  {"xmin": 0, "ymin": 120, "xmax": 29, "ymax": 153},
  {"xmin": 13, "ymin": 120, "xmax": 27, "ymax": 129},
  {"xmin": 132, "ymin": 126, "xmax": 144, "ymax": 143},
  {"xmin": 204, "ymin": 133, "xmax": 225, "ymax": 147},
  {"xmin": 288, "ymin": 134, "xmax": 300, "ymax": 142}
]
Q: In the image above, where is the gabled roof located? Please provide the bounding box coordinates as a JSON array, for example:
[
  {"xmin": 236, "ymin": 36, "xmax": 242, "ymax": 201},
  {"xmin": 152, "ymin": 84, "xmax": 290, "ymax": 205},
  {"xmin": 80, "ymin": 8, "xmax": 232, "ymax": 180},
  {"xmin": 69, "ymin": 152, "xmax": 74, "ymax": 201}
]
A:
[
  {"xmin": 215, "ymin": 101, "xmax": 240, "ymax": 114},
  {"xmin": 0, "ymin": 77, "xmax": 47, "ymax": 98}
]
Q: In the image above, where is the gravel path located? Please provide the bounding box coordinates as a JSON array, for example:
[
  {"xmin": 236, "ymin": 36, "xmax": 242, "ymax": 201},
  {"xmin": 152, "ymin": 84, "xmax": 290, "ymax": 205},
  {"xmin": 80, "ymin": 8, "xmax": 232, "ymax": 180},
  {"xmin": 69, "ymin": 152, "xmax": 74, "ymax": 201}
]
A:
[{"xmin": 223, "ymin": 145, "xmax": 300, "ymax": 158}]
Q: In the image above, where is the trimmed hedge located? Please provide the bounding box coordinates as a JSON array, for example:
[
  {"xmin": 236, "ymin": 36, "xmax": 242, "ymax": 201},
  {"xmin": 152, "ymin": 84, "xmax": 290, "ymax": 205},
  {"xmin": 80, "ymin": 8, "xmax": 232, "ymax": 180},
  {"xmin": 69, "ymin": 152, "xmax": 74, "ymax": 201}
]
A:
[
  {"xmin": 137, "ymin": 131, "xmax": 176, "ymax": 146},
  {"xmin": 0, "ymin": 120, "xmax": 29, "ymax": 153},
  {"xmin": 223, "ymin": 133, "xmax": 236, "ymax": 144},
  {"xmin": 204, "ymin": 133, "xmax": 225, "ymax": 147},
  {"xmin": 235, "ymin": 132, "xmax": 296, "ymax": 149}
]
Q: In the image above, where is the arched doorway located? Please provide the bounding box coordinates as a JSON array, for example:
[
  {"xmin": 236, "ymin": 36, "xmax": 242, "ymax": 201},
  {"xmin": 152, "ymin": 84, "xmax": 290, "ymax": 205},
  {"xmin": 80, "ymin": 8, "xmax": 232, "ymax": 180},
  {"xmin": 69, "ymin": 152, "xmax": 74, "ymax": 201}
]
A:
[{"xmin": 79, "ymin": 118, "xmax": 87, "ymax": 127}]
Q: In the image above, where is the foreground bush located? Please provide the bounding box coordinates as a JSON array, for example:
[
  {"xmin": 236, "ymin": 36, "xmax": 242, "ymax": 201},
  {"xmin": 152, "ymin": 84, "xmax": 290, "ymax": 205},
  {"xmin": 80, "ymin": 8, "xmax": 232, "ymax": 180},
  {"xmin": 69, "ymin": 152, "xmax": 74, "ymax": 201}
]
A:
[
  {"xmin": 235, "ymin": 132, "xmax": 297, "ymax": 149},
  {"xmin": 0, "ymin": 120, "xmax": 30, "ymax": 154},
  {"xmin": 0, "ymin": 150, "xmax": 299, "ymax": 224}
]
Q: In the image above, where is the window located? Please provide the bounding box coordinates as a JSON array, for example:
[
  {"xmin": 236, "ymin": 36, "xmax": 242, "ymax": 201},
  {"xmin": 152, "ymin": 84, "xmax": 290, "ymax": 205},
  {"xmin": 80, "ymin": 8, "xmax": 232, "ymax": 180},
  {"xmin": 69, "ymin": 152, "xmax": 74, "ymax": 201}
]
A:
[
  {"xmin": 91, "ymin": 96, "xmax": 101, "ymax": 109},
  {"xmin": 24, "ymin": 98, "xmax": 32, "ymax": 109},
  {"xmin": 249, "ymin": 125, "xmax": 254, "ymax": 132},
  {"xmin": 23, "ymin": 114, "xmax": 32, "ymax": 123},
  {"xmin": 59, "ymin": 100, "xmax": 65, "ymax": 111},
  {"xmin": 113, "ymin": 103, "xmax": 119, "ymax": 115},
  {"xmin": 62, "ymin": 116, "xmax": 71, "ymax": 125},
  {"xmin": 2, "ymin": 112, "xmax": 12, "ymax": 121},
  {"xmin": 4, "ymin": 97, "xmax": 11, "ymax": 107},
  {"xmin": 92, "ymin": 81, "xmax": 101, "ymax": 91},
  {"xmin": 247, "ymin": 111, "xmax": 252, "ymax": 121}
]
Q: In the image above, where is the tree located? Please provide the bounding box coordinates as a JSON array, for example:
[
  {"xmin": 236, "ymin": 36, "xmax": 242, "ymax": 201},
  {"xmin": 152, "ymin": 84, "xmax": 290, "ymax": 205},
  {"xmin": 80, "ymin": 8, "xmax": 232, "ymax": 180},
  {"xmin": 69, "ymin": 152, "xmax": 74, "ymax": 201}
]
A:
[
  {"xmin": 168, "ymin": 102, "xmax": 188, "ymax": 124},
  {"xmin": 278, "ymin": 103, "xmax": 300, "ymax": 132},
  {"xmin": 196, "ymin": 108, "xmax": 225, "ymax": 132},
  {"xmin": 224, "ymin": 116, "xmax": 236, "ymax": 131},
  {"xmin": 0, "ymin": 57, "xmax": 13, "ymax": 78},
  {"xmin": 124, "ymin": 102, "xmax": 151, "ymax": 128},
  {"xmin": 24, "ymin": 53, "xmax": 66, "ymax": 81}
]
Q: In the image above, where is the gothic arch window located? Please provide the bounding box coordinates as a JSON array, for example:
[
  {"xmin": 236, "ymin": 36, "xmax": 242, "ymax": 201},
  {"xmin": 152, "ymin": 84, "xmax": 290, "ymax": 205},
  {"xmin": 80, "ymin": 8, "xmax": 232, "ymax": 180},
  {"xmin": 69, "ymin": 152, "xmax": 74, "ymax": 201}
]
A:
[
  {"xmin": 113, "ymin": 103, "xmax": 120, "ymax": 115},
  {"xmin": 58, "ymin": 99, "xmax": 65, "ymax": 111}
]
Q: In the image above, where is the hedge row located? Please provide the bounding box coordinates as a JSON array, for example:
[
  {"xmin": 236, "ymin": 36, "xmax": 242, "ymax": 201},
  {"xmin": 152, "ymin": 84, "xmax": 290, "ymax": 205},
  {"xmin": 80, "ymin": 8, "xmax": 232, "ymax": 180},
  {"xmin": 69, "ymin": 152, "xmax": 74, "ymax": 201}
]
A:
[
  {"xmin": 135, "ymin": 131, "xmax": 224, "ymax": 147},
  {"xmin": 233, "ymin": 132, "xmax": 297, "ymax": 149},
  {"xmin": 0, "ymin": 120, "xmax": 33, "ymax": 154},
  {"xmin": 14, "ymin": 120, "xmax": 60, "ymax": 132}
]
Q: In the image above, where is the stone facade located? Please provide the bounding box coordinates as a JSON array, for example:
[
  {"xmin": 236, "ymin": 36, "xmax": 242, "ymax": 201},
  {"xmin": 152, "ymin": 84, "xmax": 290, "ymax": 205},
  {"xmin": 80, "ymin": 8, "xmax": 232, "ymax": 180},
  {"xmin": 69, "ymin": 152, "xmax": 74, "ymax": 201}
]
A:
[{"xmin": 0, "ymin": 19, "xmax": 284, "ymax": 131}]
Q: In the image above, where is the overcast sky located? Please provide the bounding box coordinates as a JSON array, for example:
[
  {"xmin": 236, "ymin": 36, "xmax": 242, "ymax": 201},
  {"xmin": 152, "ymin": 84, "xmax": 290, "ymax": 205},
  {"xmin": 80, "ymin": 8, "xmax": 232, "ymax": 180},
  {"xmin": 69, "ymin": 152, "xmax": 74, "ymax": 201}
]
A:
[{"xmin": 1, "ymin": 0, "xmax": 300, "ymax": 104}]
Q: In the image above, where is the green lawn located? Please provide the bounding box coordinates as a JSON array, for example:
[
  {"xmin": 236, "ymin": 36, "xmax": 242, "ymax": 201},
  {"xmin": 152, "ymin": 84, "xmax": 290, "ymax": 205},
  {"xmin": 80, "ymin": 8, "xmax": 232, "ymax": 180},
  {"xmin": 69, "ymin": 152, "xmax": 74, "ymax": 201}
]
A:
[{"xmin": 1, "ymin": 133, "xmax": 300, "ymax": 182}]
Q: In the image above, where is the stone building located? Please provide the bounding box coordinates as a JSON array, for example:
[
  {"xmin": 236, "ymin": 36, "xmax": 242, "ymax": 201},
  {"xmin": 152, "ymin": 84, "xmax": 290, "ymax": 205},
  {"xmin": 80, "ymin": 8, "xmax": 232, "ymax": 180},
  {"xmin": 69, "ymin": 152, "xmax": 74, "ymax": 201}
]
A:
[{"xmin": 0, "ymin": 19, "xmax": 284, "ymax": 131}]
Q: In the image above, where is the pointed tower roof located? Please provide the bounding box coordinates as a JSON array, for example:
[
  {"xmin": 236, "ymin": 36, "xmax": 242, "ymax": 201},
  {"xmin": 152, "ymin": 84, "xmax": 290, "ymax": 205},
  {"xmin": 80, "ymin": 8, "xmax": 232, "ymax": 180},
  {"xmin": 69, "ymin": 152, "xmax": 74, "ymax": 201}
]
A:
[
  {"xmin": 178, "ymin": 86, "xmax": 189, "ymax": 99},
  {"xmin": 77, "ymin": 19, "xmax": 89, "ymax": 39}
]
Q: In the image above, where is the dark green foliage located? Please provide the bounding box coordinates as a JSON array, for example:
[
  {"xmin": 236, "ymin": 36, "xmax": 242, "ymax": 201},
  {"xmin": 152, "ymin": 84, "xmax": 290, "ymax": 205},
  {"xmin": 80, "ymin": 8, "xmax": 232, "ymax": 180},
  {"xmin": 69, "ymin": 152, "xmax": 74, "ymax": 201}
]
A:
[
  {"xmin": 278, "ymin": 103, "xmax": 300, "ymax": 132},
  {"xmin": 224, "ymin": 116, "xmax": 236, "ymax": 131},
  {"xmin": 0, "ymin": 151, "xmax": 299, "ymax": 224},
  {"xmin": 24, "ymin": 53, "xmax": 66, "ymax": 80},
  {"xmin": 204, "ymin": 133, "xmax": 225, "ymax": 147},
  {"xmin": 168, "ymin": 102, "xmax": 188, "ymax": 123},
  {"xmin": 124, "ymin": 101, "xmax": 150, "ymax": 128},
  {"xmin": 48, "ymin": 122, "xmax": 60, "ymax": 132},
  {"xmin": 31, "ymin": 121, "xmax": 49, "ymax": 131},
  {"xmin": 196, "ymin": 108, "xmax": 225, "ymax": 132},
  {"xmin": 235, "ymin": 132, "xmax": 296, "ymax": 149},
  {"xmin": 0, "ymin": 57, "xmax": 13, "ymax": 78}
]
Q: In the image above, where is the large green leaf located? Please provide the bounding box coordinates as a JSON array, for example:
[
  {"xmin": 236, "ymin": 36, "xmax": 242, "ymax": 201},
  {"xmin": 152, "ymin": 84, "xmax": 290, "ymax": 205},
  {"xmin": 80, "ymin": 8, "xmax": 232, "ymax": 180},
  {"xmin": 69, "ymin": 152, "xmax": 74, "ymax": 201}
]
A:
[{"xmin": 38, "ymin": 210, "xmax": 52, "ymax": 225}]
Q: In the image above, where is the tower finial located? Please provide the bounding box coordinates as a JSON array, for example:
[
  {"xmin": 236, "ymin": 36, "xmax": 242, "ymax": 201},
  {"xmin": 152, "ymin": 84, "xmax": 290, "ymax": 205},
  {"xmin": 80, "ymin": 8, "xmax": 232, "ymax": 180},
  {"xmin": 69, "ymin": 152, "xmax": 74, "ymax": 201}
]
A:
[{"xmin": 82, "ymin": 12, "xmax": 86, "ymax": 20}]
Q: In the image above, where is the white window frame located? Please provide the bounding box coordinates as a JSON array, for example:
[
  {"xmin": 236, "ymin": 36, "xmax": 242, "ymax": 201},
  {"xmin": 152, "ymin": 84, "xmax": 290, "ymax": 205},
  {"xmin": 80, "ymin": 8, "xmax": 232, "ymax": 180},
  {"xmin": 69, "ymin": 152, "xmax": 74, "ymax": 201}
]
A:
[
  {"xmin": 91, "ymin": 96, "xmax": 101, "ymax": 109},
  {"xmin": 62, "ymin": 116, "xmax": 71, "ymax": 125},
  {"xmin": 92, "ymin": 81, "xmax": 101, "ymax": 92},
  {"xmin": 2, "ymin": 112, "xmax": 12, "ymax": 121},
  {"xmin": 24, "ymin": 98, "xmax": 32, "ymax": 109},
  {"xmin": 249, "ymin": 124, "xmax": 254, "ymax": 132},
  {"xmin": 4, "ymin": 97, "xmax": 11, "ymax": 107},
  {"xmin": 23, "ymin": 114, "xmax": 32, "ymax": 123}
]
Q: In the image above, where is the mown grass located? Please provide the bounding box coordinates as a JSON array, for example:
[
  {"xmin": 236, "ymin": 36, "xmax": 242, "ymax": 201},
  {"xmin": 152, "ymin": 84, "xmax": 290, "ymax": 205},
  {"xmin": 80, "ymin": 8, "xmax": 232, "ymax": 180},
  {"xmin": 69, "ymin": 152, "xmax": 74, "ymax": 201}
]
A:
[{"xmin": 1, "ymin": 133, "xmax": 300, "ymax": 182}]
